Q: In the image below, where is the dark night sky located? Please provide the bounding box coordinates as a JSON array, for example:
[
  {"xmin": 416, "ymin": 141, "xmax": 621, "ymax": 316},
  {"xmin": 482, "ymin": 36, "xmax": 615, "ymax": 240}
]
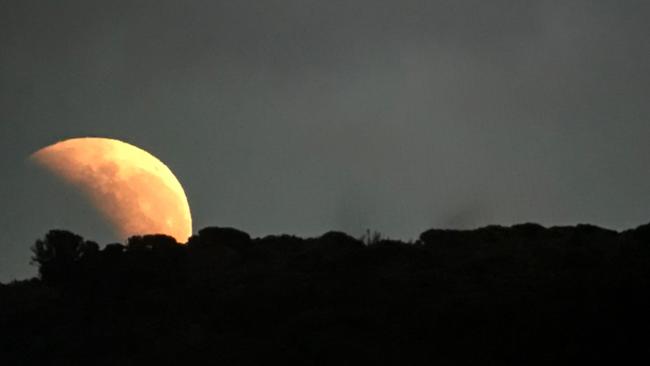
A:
[{"xmin": 1, "ymin": 0, "xmax": 649, "ymax": 281}]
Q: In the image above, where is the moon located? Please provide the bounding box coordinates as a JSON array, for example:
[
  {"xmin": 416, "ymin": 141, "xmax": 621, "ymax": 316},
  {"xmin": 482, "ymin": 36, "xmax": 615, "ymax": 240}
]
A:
[{"xmin": 31, "ymin": 137, "xmax": 192, "ymax": 243}]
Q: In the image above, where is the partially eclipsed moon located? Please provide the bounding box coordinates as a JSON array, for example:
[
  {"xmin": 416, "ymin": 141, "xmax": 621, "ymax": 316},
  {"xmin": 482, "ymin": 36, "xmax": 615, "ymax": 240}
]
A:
[{"xmin": 31, "ymin": 137, "xmax": 192, "ymax": 243}]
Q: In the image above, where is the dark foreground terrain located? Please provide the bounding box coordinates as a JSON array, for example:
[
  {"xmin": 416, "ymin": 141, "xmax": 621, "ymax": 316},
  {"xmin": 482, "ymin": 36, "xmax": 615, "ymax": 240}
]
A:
[{"xmin": 3, "ymin": 223, "xmax": 650, "ymax": 365}]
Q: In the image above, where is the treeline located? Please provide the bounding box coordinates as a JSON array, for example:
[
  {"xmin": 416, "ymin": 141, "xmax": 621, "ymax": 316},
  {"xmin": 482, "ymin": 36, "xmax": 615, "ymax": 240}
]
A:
[{"xmin": 3, "ymin": 223, "xmax": 650, "ymax": 364}]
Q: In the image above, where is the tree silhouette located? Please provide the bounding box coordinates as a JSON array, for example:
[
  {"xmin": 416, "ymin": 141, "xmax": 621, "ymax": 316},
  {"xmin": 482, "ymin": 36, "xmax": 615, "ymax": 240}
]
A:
[
  {"xmin": 7, "ymin": 223, "xmax": 650, "ymax": 364},
  {"xmin": 127, "ymin": 234, "xmax": 179, "ymax": 252},
  {"xmin": 31, "ymin": 230, "xmax": 92, "ymax": 284},
  {"xmin": 188, "ymin": 226, "xmax": 252, "ymax": 252}
]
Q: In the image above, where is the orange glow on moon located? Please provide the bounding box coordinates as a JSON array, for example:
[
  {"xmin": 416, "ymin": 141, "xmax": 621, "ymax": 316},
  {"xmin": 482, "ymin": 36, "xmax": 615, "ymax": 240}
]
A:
[{"xmin": 31, "ymin": 137, "xmax": 192, "ymax": 243}]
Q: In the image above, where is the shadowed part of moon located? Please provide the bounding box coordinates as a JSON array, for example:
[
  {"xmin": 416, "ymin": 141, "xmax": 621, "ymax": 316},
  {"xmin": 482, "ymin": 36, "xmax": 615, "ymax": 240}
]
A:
[{"xmin": 31, "ymin": 138, "xmax": 192, "ymax": 243}]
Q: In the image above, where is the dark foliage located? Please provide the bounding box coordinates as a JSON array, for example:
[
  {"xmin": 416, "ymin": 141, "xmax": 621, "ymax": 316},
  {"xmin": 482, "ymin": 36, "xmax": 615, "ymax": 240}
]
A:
[
  {"xmin": 30, "ymin": 230, "xmax": 98, "ymax": 285},
  {"xmin": 3, "ymin": 224, "xmax": 650, "ymax": 365}
]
